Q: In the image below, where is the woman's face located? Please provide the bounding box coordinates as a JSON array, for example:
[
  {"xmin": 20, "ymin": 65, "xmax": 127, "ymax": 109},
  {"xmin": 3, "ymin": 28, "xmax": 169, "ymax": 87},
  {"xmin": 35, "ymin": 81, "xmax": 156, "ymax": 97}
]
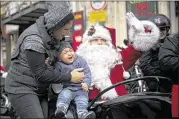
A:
[
  {"xmin": 59, "ymin": 48, "xmax": 75, "ymax": 64},
  {"xmin": 53, "ymin": 20, "xmax": 73, "ymax": 41}
]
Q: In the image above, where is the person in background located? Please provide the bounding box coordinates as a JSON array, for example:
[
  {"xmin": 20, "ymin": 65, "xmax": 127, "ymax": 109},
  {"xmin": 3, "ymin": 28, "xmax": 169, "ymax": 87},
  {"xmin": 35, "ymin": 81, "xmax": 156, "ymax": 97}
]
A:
[
  {"xmin": 159, "ymin": 33, "xmax": 179, "ymax": 118},
  {"xmin": 159, "ymin": 33, "xmax": 179, "ymax": 84},
  {"xmin": 139, "ymin": 14, "xmax": 171, "ymax": 91}
]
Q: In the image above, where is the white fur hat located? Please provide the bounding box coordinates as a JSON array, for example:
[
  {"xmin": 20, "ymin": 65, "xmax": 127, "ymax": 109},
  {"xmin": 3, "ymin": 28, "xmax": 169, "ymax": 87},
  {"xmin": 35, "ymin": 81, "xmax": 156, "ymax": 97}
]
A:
[{"xmin": 83, "ymin": 24, "xmax": 112, "ymax": 43}]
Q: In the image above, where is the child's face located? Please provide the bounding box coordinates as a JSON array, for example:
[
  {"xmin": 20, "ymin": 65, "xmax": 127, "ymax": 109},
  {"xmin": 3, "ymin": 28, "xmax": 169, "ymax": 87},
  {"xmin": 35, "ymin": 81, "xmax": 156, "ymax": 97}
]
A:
[{"xmin": 59, "ymin": 48, "xmax": 75, "ymax": 64}]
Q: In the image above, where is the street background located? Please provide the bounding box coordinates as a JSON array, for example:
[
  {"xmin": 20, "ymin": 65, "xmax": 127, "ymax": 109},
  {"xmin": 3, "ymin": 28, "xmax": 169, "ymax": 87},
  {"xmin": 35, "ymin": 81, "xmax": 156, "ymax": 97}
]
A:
[{"xmin": 0, "ymin": 0, "xmax": 179, "ymax": 71}]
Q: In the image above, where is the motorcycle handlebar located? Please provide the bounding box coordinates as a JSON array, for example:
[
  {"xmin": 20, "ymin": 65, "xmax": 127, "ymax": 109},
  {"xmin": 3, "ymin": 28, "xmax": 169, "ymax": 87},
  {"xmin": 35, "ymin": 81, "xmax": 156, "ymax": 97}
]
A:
[{"xmin": 87, "ymin": 76, "xmax": 172, "ymax": 110}]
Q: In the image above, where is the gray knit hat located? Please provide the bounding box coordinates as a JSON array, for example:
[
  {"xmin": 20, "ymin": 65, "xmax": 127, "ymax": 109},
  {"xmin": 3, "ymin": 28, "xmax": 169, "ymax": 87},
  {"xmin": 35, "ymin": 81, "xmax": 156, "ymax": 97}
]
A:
[
  {"xmin": 58, "ymin": 42, "xmax": 72, "ymax": 55},
  {"xmin": 44, "ymin": 3, "xmax": 74, "ymax": 33}
]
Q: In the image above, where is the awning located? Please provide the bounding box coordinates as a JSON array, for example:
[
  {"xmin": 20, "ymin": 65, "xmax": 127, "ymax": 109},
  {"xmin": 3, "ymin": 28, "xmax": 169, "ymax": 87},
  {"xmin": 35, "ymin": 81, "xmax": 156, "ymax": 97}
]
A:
[{"xmin": 1, "ymin": 1, "xmax": 48, "ymax": 25}]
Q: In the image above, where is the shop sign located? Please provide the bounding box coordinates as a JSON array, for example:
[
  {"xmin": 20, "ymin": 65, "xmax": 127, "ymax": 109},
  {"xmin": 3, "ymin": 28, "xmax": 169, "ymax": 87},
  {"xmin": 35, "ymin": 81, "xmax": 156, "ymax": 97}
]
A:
[
  {"xmin": 126, "ymin": 1, "xmax": 158, "ymax": 20},
  {"xmin": 89, "ymin": 10, "xmax": 106, "ymax": 23}
]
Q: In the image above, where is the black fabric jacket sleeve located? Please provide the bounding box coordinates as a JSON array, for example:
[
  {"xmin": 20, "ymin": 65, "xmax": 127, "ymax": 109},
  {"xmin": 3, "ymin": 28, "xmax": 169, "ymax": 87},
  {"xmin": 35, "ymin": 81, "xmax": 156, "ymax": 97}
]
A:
[
  {"xmin": 158, "ymin": 34, "xmax": 179, "ymax": 72},
  {"xmin": 25, "ymin": 49, "xmax": 71, "ymax": 83},
  {"xmin": 139, "ymin": 50, "xmax": 161, "ymax": 76}
]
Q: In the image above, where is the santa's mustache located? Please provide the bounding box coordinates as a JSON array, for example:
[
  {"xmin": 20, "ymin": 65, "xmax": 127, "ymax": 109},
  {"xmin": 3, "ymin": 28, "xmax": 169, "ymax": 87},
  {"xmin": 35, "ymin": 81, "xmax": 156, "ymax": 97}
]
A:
[
  {"xmin": 83, "ymin": 45, "xmax": 120, "ymax": 66},
  {"xmin": 86, "ymin": 45, "xmax": 111, "ymax": 52}
]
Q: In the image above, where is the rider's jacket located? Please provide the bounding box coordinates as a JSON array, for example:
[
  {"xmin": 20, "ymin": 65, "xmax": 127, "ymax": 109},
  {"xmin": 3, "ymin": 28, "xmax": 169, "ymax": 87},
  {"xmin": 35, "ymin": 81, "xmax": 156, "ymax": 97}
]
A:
[{"xmin": 159, "ymin": 33, "xmax": 179, "ymax": 84}]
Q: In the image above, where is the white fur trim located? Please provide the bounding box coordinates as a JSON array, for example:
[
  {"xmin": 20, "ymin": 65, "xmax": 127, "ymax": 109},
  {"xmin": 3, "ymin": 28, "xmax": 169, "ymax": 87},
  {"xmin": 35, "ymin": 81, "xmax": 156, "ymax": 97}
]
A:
[
  {"xmin": 76, "ymin": 44, "xmax": 122, "ymax": 99},
  {"xmin": 83, "ymin": 24, "xmax": 112, "ymax": 43},
  {"xmin": 2, "ymin": 72, "xmax": 8, "ymax": 78},
  {"xmin": 100, "ymin": 79, "xmax": 118, "ymax": 99},
  {"xmin": 126, "ymin": 12, "xmax": 145, "ymax": 33},
  {"xmin": 129, "ymin": 20, "xmax": 160, "ymax": 52}
]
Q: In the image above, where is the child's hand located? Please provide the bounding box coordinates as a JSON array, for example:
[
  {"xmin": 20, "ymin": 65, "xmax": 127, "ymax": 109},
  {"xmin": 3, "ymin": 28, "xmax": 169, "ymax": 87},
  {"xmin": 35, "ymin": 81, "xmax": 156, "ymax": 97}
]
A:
[{"xmin": 81, "ymin": 83, "xmax": 89, "ymax": 92}]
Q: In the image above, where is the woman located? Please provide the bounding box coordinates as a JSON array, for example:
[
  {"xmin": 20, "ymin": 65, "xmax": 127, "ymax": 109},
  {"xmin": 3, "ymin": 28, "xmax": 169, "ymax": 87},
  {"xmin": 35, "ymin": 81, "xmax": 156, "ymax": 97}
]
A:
[{"xmin": 5, "ymin": 4, "xmax": 84, "ymax": 118}]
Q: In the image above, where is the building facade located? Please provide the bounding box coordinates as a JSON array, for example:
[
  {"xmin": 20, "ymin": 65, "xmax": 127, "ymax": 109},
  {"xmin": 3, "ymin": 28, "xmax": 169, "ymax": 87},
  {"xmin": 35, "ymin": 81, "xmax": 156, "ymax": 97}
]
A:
[
  {"xmin": 70, "ymin": 1, "xmax": 178, "ymax": 47},
  {"xmin": 1, "ymin": 1, "xmax": 178, "ymax": 68}
]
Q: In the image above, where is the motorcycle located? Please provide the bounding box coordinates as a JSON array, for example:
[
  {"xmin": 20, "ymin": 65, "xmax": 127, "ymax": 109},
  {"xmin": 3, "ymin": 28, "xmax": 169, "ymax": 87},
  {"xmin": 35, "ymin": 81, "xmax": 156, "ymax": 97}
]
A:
[
  {"xmin": 1, "ymin": 70, "xmax": 174, "ymax": 119},
  {"xmin": 0, "ymin": 72, "xmax": 18, "ymax": 119},
  {"xmin": 48, "ymin": 66, "xmax": 173, "ymax": 119},
  {"xmin": 87, "ymin": 65, "xmax": 173, "ymax": 118},
  {"xmin": 87, "ymin": 76, "xmax": 172, "ymax": 119}
]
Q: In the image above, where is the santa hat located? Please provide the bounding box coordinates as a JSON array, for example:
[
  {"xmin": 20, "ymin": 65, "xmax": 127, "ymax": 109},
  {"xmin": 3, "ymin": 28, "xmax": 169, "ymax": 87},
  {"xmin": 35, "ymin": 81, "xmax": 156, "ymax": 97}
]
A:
[
  {"xmin": 0, "ymin": 66, "xmax": 8, "ymax": 78},
  {"xmin": 0, "ymin": 66, "xmax": 5, "ymax": 74},
  {"xmin": 82, "ymin": 24, "xmax": 113, "ymax": 47}
]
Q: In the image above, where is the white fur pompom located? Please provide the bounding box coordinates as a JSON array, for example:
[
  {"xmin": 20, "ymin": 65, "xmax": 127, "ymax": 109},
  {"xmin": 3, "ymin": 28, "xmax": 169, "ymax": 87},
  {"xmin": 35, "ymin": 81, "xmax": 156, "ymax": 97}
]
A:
[
  {"xmin": 129, "ymin": 20, "xmax": 160, "ymax": 52},
  {"xmin": 123, "ymin": 71, "xmax": 130, "ymax": 79},
  {"xmin": 2, "ymin": 72, "xmax": 8, "ymax": 78}
]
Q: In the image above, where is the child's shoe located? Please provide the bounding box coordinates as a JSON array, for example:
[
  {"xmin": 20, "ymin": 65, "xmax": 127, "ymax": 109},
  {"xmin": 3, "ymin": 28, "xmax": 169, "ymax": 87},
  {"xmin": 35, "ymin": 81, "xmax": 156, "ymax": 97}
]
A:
[
  {"xmin": 78, "ymin": 111, "xmax": 96, "ymax": 119},
  {"xmin": 55, "ymin": 106, "xmax": 67, "ymax": 119}
]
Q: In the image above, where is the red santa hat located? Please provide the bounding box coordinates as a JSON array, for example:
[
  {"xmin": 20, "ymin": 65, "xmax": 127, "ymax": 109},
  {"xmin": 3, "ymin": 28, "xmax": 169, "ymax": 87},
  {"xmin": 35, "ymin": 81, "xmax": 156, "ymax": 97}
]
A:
[
  {"xmin": 0, "ymin": 66, "xmax": 5, "ymax": 74},
  {"xmin": 0, "ymin": 66, "xmax": 8, "ymax": 78},
  {"xmin": 82, "ymin": 23, "xmax": 114, "ymax": 47}
]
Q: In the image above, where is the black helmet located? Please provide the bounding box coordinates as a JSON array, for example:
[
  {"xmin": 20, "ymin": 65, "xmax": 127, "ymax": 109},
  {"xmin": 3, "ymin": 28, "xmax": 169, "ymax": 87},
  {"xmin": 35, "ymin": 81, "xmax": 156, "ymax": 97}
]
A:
[{"xmin": 148, "ymin": 14, "xmax": 170, "ymax": 29}]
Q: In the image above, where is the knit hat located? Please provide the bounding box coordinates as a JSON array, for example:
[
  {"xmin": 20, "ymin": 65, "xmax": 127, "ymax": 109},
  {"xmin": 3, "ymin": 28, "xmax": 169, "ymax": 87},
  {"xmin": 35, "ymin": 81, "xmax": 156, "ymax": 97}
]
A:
[
  {"xmin": 58, "ymin": 42, "xmax": 72, "ymax": 55},
  {"xmin": 44, "ymin": 3, "xmax": 74, "ymax": 33},
  {"xmin": 83, "ymin": 24, "xmax": 112, "ymax": 43}
]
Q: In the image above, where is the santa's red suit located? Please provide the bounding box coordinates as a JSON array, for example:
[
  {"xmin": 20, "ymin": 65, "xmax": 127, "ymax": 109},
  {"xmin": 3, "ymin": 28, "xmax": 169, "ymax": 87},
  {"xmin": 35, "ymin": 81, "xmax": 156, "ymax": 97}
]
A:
[
  {"xmin": 76, "ymin": 12, "xmax": 160, "ymax": 100},
  {"xmin": 87, "ymin": 45, "xmax": 142, "ymax": 99}
]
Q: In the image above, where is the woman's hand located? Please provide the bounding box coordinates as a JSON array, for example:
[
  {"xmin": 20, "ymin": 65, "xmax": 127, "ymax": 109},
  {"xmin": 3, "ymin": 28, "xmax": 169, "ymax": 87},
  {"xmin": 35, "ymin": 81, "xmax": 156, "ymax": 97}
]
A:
[
  {"xmin": 45, "ymin": 57, "xmax": 52, "ymax": 67},
  {"xmin": 70, "ymin": 68, "xmax": 84, "ymax": 83}
]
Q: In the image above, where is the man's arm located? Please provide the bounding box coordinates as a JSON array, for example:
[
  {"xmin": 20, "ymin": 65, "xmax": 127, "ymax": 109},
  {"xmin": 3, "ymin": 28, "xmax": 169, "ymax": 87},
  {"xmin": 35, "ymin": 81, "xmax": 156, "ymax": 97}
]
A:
[
  {"xmin": 140, "ymin": 50, "xmax": 161, "ymax": 76},
  {"xmin": 120, "ymin": 45, "xmax": 142, "ymax": 70},
  {"xmin": 120, "ymin": 12, "xmax": 160, "ymax": 71},
  {"xmin": 159, "ymin": 34, "xmax": 179, "ymax": 72}
]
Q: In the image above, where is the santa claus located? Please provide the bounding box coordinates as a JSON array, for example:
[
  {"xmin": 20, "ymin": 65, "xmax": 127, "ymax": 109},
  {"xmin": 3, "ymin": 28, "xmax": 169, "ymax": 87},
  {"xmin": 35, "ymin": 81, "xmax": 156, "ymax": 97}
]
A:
[{"xmin": 76, "ymin": 12, "xmax": 160, "ymax": 100}]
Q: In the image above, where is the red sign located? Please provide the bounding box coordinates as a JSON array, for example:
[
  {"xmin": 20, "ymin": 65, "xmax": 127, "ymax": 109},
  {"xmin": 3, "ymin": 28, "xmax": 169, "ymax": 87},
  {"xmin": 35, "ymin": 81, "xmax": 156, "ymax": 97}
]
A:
[
  {"xmin": 72, "ymin": 11, "xmax": 84, "ymax": 51},
  {"xmin": 126, "ymin": 1, "xmax": 158, "ymax": 20},
  {"xmin": 136, "ymin": 2, "xmax": 149, "ymax": 11},
  {"xmin": 90, "ymin": 1, "xmax": 107, "ymax": 11}
]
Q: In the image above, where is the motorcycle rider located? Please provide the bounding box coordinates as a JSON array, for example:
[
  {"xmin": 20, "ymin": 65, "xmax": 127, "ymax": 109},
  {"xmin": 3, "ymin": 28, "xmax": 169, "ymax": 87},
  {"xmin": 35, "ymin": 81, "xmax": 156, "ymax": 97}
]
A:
[{"xmin": 139, "ymin": 14, "xmax": 171, "ymax": 91}]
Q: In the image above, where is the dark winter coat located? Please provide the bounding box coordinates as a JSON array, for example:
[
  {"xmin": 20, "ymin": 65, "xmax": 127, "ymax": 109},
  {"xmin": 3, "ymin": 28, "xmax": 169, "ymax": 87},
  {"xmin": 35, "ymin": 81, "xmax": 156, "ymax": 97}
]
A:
[
  {"xmin": 139, "ymin": 43, "xmax": 164, "ymax": 76},
  {"xmin": 5, "ymin": 16, "xmax": 71, "ymax": 95},
  {"xmin": 159, "ymin": 33, "xmax": 179, "ymax": 84}
]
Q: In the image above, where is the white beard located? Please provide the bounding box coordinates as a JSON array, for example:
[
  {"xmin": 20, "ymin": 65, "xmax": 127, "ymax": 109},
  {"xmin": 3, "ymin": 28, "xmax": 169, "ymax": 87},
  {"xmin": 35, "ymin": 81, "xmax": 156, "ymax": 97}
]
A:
[{"xmin": 76, "ymin": 42, "xmax": 122, "ymax": 99}]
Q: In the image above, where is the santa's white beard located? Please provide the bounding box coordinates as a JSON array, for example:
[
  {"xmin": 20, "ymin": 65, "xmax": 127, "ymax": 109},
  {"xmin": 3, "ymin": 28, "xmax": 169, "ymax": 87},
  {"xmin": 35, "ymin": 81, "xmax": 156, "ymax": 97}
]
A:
[{"xmin": 76, "ymin": 43, "xmax": 122, "ymax": 99}]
